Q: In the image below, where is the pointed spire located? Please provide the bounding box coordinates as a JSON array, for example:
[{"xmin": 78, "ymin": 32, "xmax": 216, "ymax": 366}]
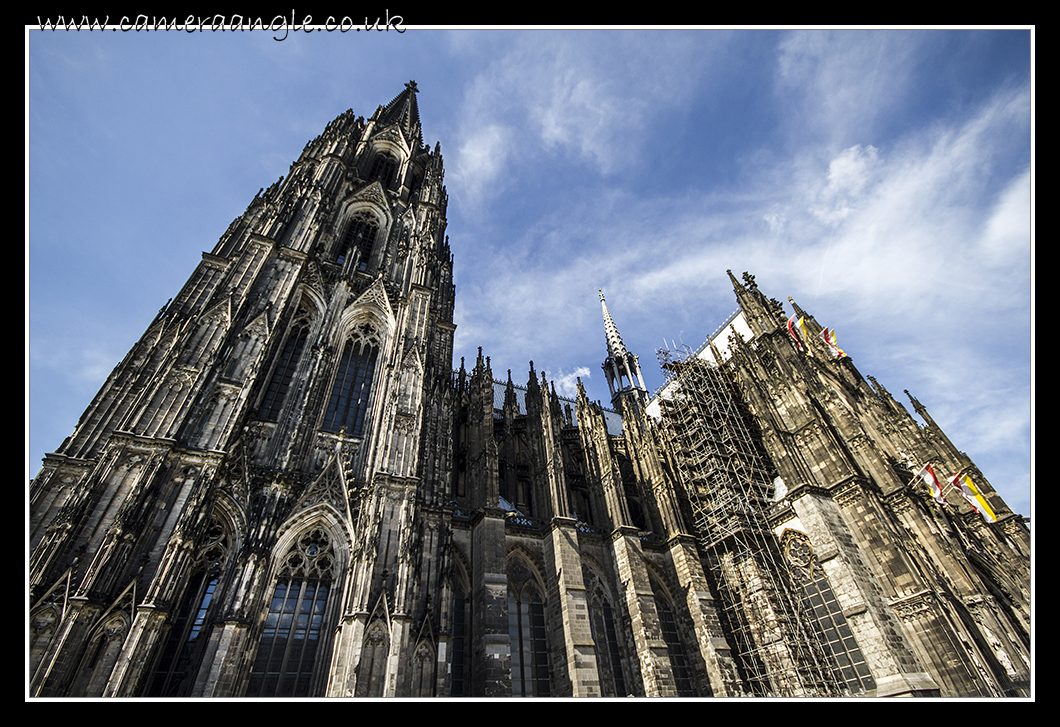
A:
[
  {"xmin": 526, "ymin": 360, "xmax": 540, "ymax": 397},
  {"xmin": 599, "ymin": 289, "xmax": 631, "ymax": 362},
  {"xmin": 504, "ymin": 369, "xmax": 519, "ymax": 414},
  {"xmin": 376, "ymin": 80, "xmax": 422, "ymax": 144},
  {"xmin": 598, "ymin": 289, "xmax": 647, "ymax": 407},
  {"xmin": 905, "ymin": 390, "xmax": 927, "ymax": 417},
  {"xmin": 788, "ymin": 295, "xmax": 808, "ymax": 320}
]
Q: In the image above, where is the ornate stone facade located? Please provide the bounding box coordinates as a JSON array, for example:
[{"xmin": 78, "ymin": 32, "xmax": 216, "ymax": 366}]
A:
[{"xmin": 29, "ymin": 85, "xmax": 1029, "ymax": 698}]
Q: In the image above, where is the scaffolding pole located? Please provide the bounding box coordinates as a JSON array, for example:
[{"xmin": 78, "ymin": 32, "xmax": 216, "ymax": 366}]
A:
[{"xmin": 656, "ymin": 346, "xmax": 845, "ymax": 697}]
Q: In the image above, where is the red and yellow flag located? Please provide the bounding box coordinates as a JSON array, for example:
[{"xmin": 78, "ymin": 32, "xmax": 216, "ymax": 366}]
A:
[
  {"xmin": 914, "ymin": 463, "xmax": 946, "ymax": 505},
  {"xmin": 787, "ymin": 314, "xmax": 813, "ymax": 356}
]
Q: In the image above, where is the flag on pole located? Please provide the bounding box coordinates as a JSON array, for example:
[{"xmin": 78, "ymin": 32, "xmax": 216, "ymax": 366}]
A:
[
  {"xmin": 786, "ymin": 314, "xmax": 802, "ymax": 351},
  {"xmin": 914, "ymin": 463, "xmax": 946, "ymax": 505},
  {"xmin": 820, "ymin": 327, "xmax": 847, "ymax": 359},
  {"xmin": 950, "ymin": 471, "xmax": 998, "ymax": 523},
  {"xmin": 787, "ymin": 314, "xmax": 813, "ymax": 356}
]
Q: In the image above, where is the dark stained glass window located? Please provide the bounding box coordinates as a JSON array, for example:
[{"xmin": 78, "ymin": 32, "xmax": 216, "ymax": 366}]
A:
[
  {"xmin": 369, "ymin": 153, "xmax": 398, "ymax": 189},
  {"xmin": 259, "ymin": 321, "xmax": 309, "ymax": 421},
  {"xmin": 336, "ymin": 213, "xmax": 379, "ymax": 272},
  {"xmin": 322, "ymin": 331, "xmax": 378, "ymax": 437},
  {"xmin": 147, "ymin": 520, "xmax": 227, "ymax": 697},
  {"xmin": 247, "ymin": 529, "xmax": 336, "ymax": 698},
  {"xmin": 450, "ymin": 585, "xmax": 467, "ymax": 697},
  {"xmin": 508, "ymin": 559, "xmax": 550, "ymax": 697},
  {"xmin": 786, "ymin": 534, "xmax": 876, "ymax": 695}
]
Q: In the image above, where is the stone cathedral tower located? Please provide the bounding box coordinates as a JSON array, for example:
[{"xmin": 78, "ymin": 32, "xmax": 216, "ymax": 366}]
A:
[
  {"xmin": 30, "ymin": 82, "xmax": 457, "ymax": 697},
  {"xmin": 30, "ymin": 86, "xmax": 1030, "ymax": 699}
]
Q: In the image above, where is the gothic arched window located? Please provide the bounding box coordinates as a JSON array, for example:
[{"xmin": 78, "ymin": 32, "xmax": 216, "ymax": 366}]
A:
[
  {"xmin": 584, "ymin": 569, "xmax": 628, "ymax": 697},
  {"xmin": 69, "ymin": 614, "xmax": 129, "ymax": 696},
  {"xmin": 450, "ymin": 580, "xmax": 468, "ymax": 696},
  {"xmin": 322, "ymin": 326, "xmax": 379, "ymax": 437},
  {"xmin": 354, "ymin": 622, "xmax": 389, "ymax": 697},
  {"xmin": 369, "ymin": 152, "xmax": 398, "ymax": 189},
  {"xmin": 508, "ymin": 557, "xmax": 550, "ymax": 697},
  {"xmin": 336, "ymin": 212, "xmax": 380, "ymax": 272},
  {"xmin": 651, "ymin": 577, "xmax": 694, "ymax": 697},
  {"xmin": 618, "ymin": 454, "xmax": 648, "ymax": 530},
  {"xmin": 147, "ymin": 520, "xmax": 228, "ymax": 697},
  {"xmin": 409, "ymin": 642, "xmax": 436, "ymax": 697},
  {"xmin": 571, "ymin": 485, "xmax": 594, "ymax": 526},
  {"xmin": 784, "ymin": 532, "xmax": 876, "ymax": 695},
  {"xmin": 258, "ymin": 320, "xmax": 310, "ymax": 422},
  {"xmin": 29, "ymin": 605, "xmax": 60, "ymax": 677},
  {"xmin": 246, "ymin": 528, "xmax": 336, "ymax": 698}
]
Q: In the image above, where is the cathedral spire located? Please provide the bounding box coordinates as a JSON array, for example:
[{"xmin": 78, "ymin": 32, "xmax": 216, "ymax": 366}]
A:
[
  {"xmin": 375, "ymin": 80, "xmax": 422, "ymax": 145},
  {"xmin": 600, "ymin": 289, "xmax": 630, "ymax": 363},
  {"xmin": 598, "ymin": 289, "xmax": 647, "ymax": 407}
]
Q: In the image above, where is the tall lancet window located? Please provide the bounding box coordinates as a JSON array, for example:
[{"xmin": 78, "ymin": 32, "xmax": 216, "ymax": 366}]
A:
[
  {"xmin": 784, "ymin": 532, "xmax": 876, "ymax": 695},
  {"xmin": 508, "ymin": 557, "xmax": 550, "ymax": 697},
  {"xmin": 651, "ymin": 576, "xmax": 695, "ymax": 696},
  {"xmin": 259, "ymin": 320, "xmax": 310, "ymax": 422},
  {"xmin": 584, "ymin": 568, "xmax": 628, "ymax": 697},
  {"xmin": 369, "ymin": 152, "xmax": 398, "ymax": 189},
  {"xmin": 147, "ymin": 520, "xmax": 228, "ymax": 697},
  {"xmin": 450, "ymin": 580, "xmax": 468, "ymax": 696},
  {"xmin": 247, "ymin": 528, "xmax": 336, "ymax": 698},
  {"xmin": 322, "ymin": 325, "xmax": 379, "ymax": 437},
  {"xmin": 336, "ymin": 212, "xmax": 379, "ymax": 272}
]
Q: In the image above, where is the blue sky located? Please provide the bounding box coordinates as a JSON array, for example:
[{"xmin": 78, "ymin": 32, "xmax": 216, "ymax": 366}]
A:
[{"xmin": 27, "ymin": 27, "xmax": 1032, "ymax": 516}]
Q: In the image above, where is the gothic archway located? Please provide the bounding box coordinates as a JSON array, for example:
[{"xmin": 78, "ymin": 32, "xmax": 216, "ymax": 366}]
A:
[
  {"xmin": 648, "ymin": 572, "xmax": 695, "ymax": 697},
  {"xmin": 582, "ymin": 562, "xmax": 630, "ymax": 697},
  {"xmin": 69, "ymin": 612, "xmax": 131, "ymax": 697}
]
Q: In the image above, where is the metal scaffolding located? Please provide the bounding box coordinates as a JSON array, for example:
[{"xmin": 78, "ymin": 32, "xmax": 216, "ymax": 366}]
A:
[{"xmin": 656, "ymin": 345, "xmax": 844, "ymax": 697}]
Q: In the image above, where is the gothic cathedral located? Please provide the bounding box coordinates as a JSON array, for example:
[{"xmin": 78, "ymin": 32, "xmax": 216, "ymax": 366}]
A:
[{"xmin": 29, "ymin": 84, "xmax": 1030, "ymax": 698}]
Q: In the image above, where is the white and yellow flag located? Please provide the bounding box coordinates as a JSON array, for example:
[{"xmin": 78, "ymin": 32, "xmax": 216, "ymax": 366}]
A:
[
  {"xmin": 820, "ymin": 327, "xmax": 847, "ymax": 359},
  {"xmin": 950, "ymin": 471, "xmax": 998, "ymax": 523}
]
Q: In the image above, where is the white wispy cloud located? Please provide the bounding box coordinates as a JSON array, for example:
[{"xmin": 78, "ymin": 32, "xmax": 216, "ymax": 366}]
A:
[
  {"xmin": 774, "ymin": 29, "xmax": 924, "ymax": 147},
  {"xmin": 449, "ymin": 31, "xmax": 721, "ymax": 210},
  {"xmin": 547, "ymin": 366, "xmax": 593, "ymax": 399},
  {"xmin": 810, "ymin": 144, "xmax": 880, "ymax": 225}
]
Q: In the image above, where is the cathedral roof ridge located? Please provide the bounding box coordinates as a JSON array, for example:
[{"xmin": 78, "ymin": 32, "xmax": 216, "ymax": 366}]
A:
[{"xmin": 482, "ymin": 373, "xmax": 619, "ymax": 414}]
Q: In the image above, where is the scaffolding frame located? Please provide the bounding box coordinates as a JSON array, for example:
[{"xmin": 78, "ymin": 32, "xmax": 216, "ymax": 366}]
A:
[{"xmin": 656, "ymin": 345, "xmax": 845, "ymax": 697}]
